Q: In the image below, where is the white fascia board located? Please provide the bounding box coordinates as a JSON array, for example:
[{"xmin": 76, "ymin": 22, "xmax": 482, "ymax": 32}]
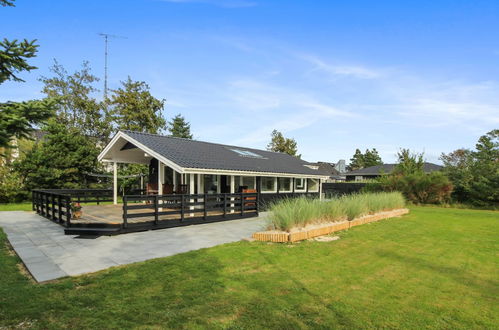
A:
[
  {"xmin": 97, "ymin": 131, "xmax": 123, "ymax": 162},
  {"xmin": 98, "ymin": 131, "xmax": 185, "ymax": 173},
  {"xmin": 182, "ymin": 167, "xmax": 328, "ymax": 180}
]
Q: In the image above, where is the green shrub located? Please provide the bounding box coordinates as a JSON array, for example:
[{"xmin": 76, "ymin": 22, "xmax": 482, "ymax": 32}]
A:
[
  {"xmin": 374, "ymin": 171, "xmax": 453, "ymax": 204},
  {"xmin": 268, "ymin": 192, "xmax": 405, "ymax": 231}
]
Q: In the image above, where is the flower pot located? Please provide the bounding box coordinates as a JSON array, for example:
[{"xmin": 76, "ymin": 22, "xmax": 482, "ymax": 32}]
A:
[{"xmin": 73, "ymin": 210, "xmax": 82, "ymax": 219}]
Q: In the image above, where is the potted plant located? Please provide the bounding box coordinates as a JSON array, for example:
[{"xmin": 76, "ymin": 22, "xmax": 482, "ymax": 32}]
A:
[{"xmin": 71, "ymin": 202, "xmax": 83, "ymax": 219}]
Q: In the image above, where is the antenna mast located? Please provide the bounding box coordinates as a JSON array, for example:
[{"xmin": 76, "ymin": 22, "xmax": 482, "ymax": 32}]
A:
[{"xmin": 98, "ymin": 33, "xmax": 127, "ymax": 100}]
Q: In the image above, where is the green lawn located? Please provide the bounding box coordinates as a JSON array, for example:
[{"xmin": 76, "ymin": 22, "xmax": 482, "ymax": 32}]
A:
[
  {"xmin": 0, "ymin": 203, "xmax": 33, "ymax": 211},
  {"xmin": 0, "ymin": 207, "xmax": 497, "ymax": 329}
]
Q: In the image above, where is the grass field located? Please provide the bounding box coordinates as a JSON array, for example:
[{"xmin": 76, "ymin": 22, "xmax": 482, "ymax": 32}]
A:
[{"xmin": 0, "ymin": 206, "xmax": 497, "ymax": 328}]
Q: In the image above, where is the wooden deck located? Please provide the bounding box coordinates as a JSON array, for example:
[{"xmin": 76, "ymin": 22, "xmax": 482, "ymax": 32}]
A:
[{"xmin": 73, "ymin": 203, "xmax": 255, "ymax": 225}]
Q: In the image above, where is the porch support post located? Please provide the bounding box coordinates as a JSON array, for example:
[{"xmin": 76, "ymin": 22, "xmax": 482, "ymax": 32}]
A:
[
  {"xmin": 158, "ymin": 161, "xmax": 164, "ymax": 209},
  {"xmin": 189, "ymin": 174, "xmax": 195, "ymax": 217},
  {"xmin": 230, "ymin": 175, "xmax": 235, "ymax": 213},
  {"xmin": 113, "ymin": 162, "xmax": 118, "ymax": 205}
]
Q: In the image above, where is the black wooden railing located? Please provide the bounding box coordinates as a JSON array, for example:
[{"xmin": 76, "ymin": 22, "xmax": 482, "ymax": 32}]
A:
[
  {"xmin": 32, "ymin": 189, "xmax": 113, "ymax": 227},
  {"xmin": 122, "ymin": 192, "xmax": 259, "ymax": 228}
]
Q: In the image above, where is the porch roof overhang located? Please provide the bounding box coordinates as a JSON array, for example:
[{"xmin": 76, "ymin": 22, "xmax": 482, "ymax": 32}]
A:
[{"xmin": 98, "ymin": 131, "xmax": 328, "ymax": 180}]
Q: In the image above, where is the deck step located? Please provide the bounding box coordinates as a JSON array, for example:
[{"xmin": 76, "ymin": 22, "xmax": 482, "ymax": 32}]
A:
[{"xmin": 64, "ymin": 227, "xmax": 121, "ymax": 236}]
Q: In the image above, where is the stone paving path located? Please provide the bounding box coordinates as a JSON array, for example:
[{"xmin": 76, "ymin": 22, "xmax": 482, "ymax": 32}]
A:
[{"xmin": 0, "ymin": 211, "xmax": 267, "ymax": 282}]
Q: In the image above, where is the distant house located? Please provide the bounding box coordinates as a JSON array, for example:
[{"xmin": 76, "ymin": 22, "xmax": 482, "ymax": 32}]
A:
[
  {"xmin": 307, "ymin": 160, "xmax": 346, "ymax": 182},
  {"xmin": 344, "ymin": 162, "xmax": 443, "ymax": 181}
]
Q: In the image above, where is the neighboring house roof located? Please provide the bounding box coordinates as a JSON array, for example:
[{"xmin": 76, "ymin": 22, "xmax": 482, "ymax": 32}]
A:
[
  {"xmin": 101, "ymin": 130, "xmax": 325, "ymax": 177},
  {"xmin": 309, "ymin": 162, "xmax": 341, "ymax": 177},
  {"xmin": 345, "ymin": 163, "xmax": 443, "ymax": 176}
]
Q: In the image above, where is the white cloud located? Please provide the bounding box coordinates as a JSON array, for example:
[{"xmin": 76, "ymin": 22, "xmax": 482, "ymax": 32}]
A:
[{"xmin": 301, "ymin": 55, "xmax": 380, "ymax": 79}]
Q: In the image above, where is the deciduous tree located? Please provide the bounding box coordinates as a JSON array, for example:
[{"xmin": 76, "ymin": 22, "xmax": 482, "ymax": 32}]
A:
[
  {"xmin": 39, "ymin": 60, "xmax": 110, "ymax": 138},
  {"xmin": 267, "ymin": 130, "xmax": 300, "ymax": 157}
]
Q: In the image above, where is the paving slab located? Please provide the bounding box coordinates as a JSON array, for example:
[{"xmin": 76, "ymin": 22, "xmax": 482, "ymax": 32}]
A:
[{"xmin": 0, "ymin": 211, "xmax": 267, "ymax": 282}]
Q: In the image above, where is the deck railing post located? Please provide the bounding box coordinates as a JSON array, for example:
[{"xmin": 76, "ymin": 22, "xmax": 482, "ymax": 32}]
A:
[
  {"xmin": 180, "ymin": 195, "xmax": 185, "ymax": 222},
  {"xmin": 45, "ymin": 193, "xmax": 50, "ymax": 219},
  {"xmin": 122, "ymin": 196, "xmax": 128, "ymax": 229},
  {"xmin": 51, "ymin": 193, "xmax": 56, "ymax": 221},
  {"xmin": 203, "ymin": 193, "xmax": 207, "ymax": 220},
  {"xmin": 240, "ymin": 192, "xmax": 244, "ymax": 216},
  {"xmin": 223, "ymin": 193, "xmax": 227, "ymax": 218},
  {"xmin": 154, "ymin": 195, "xmax": 159, "ymax": 225},
  {"xmin": 65, "ymin": 198, "xmax": 71, "ymax": 227},
  {"xmin": 57, "ymin": 195, "xmax": 63, "ymax": 222}
]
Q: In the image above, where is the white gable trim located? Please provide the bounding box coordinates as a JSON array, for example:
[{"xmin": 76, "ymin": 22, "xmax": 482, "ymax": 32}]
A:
[{"xmin": 98, "ymin": 131, "xmax": 185, "ymax": 173}]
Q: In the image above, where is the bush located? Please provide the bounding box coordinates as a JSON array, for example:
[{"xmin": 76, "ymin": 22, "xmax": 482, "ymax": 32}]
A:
[
  {"xmin": 268, "ymin": 192, "xmax": 405, "ymax": 231},
  {"xmin": 373, "ymin": 171, "xmax": 453, "ymax": 204}
]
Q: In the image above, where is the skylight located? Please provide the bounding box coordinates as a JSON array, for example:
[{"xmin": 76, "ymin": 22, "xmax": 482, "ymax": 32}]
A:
[{"xmin": 230, "ymin": 148, "xmax": 264, "ymax": 159}]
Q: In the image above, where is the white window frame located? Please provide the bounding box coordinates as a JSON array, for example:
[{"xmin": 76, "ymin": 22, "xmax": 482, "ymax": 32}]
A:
[
  {"xmin": 307, "ymin": 178, "xmax": 319, "ymax": 192},
  {"xmin": 260, "ymin": 176, "xmax": 277, "ymax": 193},
  {"xmin": 294, "ymin": 178, "xmax": 307, "ymax": 192},
  {"xmin": 278, "ymin": 177, "xmax": 292, "ymax": 193}
]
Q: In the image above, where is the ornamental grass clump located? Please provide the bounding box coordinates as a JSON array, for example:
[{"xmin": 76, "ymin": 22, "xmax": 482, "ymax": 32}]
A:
[{"xmin": 268, "ymin": 192, "xmax": 405, "ymax": 231}]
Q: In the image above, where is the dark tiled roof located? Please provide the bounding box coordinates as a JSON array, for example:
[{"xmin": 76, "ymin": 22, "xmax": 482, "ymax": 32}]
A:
[
  {"xmin": 308, "ymin": 162, "xmax": 341, "ymax": 176},
  {"xmin": 122, "ymin": 130, "xmax": 323, "ymax": 176},
  {"xmin": 345, "ymin": 163, "xmax": 443, "ymax": 176}
]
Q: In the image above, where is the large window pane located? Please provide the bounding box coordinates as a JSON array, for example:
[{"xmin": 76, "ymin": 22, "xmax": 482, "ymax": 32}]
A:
[
  {"xmin": 278, "ymin": 177, "xmax": 292, "ymax": 192},
  {"xmin": 307, "ymin": 178, "xmax": 319, "ymax": 192},
  {"xmin": 261, "ymin": 177, "xmax": 276, "ymax": 192}
]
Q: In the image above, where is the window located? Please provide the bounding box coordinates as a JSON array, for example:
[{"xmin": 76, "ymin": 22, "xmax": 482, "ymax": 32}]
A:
[
  {"xmin": 295, "ymin": 178, "xmax": 306, "ymax": 192},
  {"xmin": 278, "ymin": 177, "xmax": 292, "ymax": 192},
  {"xmin": 203, "ymin": 175, "xmax": 219, "ymax": 194},
  {"xmin": 242, "ymin": 176, "xmax": 256, "ymax": 190},
  {"xmin": 261, "ymin": 177, "xmax": 276, "ymax": 193},
  {"xmin": 230, "ymin": 148, "xmax": 264, "ymax": 159},
  {"xmin": 307, "ymin": 178, "xmax": 319, "ymax": 192}
]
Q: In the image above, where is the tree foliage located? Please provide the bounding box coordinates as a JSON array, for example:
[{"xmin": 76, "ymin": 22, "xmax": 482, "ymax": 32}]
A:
[
  {"xmin": 365, "ymin": 149, "xmax": 453, "ymax": 204},
  {"xmin": 14, "ymin": 120, "xmax": 101, "ymax": 191},
  {"xmin": 0, "ymin": 1, "xmax": 38, "ymax": 84},
  {"xmin": 267, "ymin": 130, "xmax": 300, "ymax": 157},
  {"xmin": 347, "ymin": 148, "xmax": 383, "ymax": 171},
  {"xmin": 39, "ymin": 60, "xmax": 110, "ymax": 138},
  {"xmin": 441, "ymin": 129, "xmax": 499, "ymax": 206},
  {"xmin": 0, "ymin": 99, "xmax": 55, "ymax": 153},
  {"xmin": 110, "ymin": 77, "xmax": 166, "ymax": 134},
  {"xmin": 168, "ymin": 114, "xmax": 192, "ymax": 139},
  {"xmin": 393, "ymin": 148, "xmax": 424, "ymax": 175}
]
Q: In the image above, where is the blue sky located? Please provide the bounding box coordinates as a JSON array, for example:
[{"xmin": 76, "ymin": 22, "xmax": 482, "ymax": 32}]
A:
[{"xmin": 2, "ymin": 0, "xmax": 498, "ymax": 164}]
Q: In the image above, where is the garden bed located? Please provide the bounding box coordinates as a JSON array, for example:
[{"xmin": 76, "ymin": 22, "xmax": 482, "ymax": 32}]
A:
[{"xmin": 253, "ymin": 208, "xmax": 409, "ymax": 242}]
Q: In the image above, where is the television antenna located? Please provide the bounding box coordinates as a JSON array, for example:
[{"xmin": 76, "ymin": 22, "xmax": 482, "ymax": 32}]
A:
[{"xmin": 98, "ymin": 33, "xmax": 127, "ymax": 100}]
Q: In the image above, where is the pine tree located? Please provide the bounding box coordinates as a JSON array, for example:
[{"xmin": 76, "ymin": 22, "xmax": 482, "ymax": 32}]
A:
[
  {"xmin": 0, "ymin": 1, "xmax": 38, "ymax": 84},
  {"xmin": 168, "ymin": 114, "xmax": 193, "ymax": 139},
  {"xmin": 110, "ymin": 77, "xmax": 166, "ymax": 134}
]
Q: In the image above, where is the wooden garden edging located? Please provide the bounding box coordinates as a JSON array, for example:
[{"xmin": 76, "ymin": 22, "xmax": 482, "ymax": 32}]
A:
[{"xmin": 253, "ymin": 208, "xmax": 409, "ymax": 243}]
